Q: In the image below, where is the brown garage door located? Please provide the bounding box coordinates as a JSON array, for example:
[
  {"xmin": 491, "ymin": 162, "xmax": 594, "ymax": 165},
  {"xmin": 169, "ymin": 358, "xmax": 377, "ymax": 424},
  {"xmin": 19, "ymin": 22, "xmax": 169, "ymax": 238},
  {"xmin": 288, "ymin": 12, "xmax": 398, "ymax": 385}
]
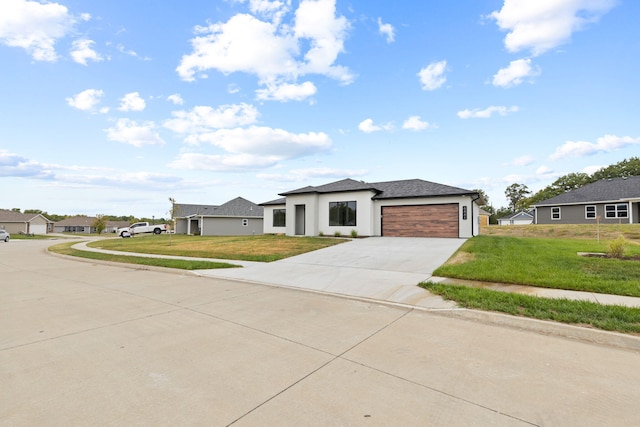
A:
[{"xmin": 382, "ymin": 204, "xmax": 459, "ymax": 238}]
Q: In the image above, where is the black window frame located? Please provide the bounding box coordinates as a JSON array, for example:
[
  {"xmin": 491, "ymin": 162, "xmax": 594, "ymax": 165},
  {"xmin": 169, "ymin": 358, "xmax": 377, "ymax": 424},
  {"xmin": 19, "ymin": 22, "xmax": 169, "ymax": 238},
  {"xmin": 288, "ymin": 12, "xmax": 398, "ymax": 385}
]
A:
[
  {"xmin": 585, "ymin": 205, "xmax": 596, "ymax": 219},
  {"xmin": 551, "ymin": 207, "xmax": 561, "ymax": 220},
  {"xmin": 273, "ymin": 209, "xmax": 286, "ymax": 227},
  {"xmin": 329, "ymin": 201, "xmax": 357, "ymax": 226}
]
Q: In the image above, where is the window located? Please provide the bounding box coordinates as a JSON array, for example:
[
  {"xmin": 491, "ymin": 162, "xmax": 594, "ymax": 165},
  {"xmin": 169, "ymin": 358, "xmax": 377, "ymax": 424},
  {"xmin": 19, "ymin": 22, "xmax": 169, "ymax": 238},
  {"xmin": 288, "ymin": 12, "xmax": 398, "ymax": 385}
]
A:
[
  {"xmin": 551, "ymin": 207, "xmax": 561, "ymax": 220},
  {"xmin": 585, "ymin": 205, "xmax": 596, "ymax": 219},
  {"xmin": 241, "ymin": 219, "xmax": 249, "ymax": 227},
  {"xmin": 273, "ymin": 209, "xmax": 286, "ymax": 227},
  {"xmin": 462, "ymin": 206, "xmax": 468, "ymax": 220},
  {"xmin": 605, "ymin": 204, "xmax": 628, "ymax": 218},
  {"xmin": 329, "ymin": 201, "xmax": 357, "ymax": 226}
]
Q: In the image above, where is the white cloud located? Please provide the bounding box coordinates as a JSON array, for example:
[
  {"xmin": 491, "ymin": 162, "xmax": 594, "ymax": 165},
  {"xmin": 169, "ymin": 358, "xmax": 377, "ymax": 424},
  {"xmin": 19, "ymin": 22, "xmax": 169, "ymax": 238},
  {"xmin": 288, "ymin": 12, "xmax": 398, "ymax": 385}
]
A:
[
  {"xmin": 490, "ymin": 0, "xmax": 616, "ymax": 56},
  {"xmin": 0, "ymin": 150, "xmax": 52, "ymax": 178},
  {"xmin": 167, "ymin": 94, "xmax": 184, "ymax": 105},
  {"xmin": 106, "ymin": 119, "xmax": 165, "ymax": 147},
  {"xmin": 169, "ymin": 152, "xmax": 279, "ymax": 171},
  {"xmin": 510, "ymin": 155, "xmax": 535, "ymax": 166},
  {"xmin": 492, "ymin": 58, "xmax": 540, "ymax": 88},
  {"xmin": 255, "ymin": 81, "xmax": 317, "ymax": 102},
  {"xmin": 550, "ymin": 134, "xmax": 640, "ymax": 160},
  {"xmin": 164, "ymin": 103, "xmax": 259, "ymax": 135},
  {"xmin": 188, "ymin": 126, "xmax": 332, "ymax": 159},
  {"xmin": 118, "ymin": 92, "xmax": 146, "ymax": 112},
  {"xmin": 536, "ymin": 165, "xmax": 553, "ymax": 175},
  {"xmin": 66, "ymin": 89, "xmax": 105, "ymax": 111},
  {"xmin": 70, "ymin": 39, "xmax": 103, "ymax": 65},
  {"xmin": 402, "ymin": 116, "xmax": 434, "ymax": 131},
  {"xmin": 358, "ymin": 118, "xmax": 393, "ymax": 133},
  {"xmin": 457, "ymin": 105, "xmax": 519, "ymax": 119},
  {"xmin": 0, "ymin": 0, "xmax": 77, "ymax": 61},
  {"xmin": 377, "ymin": 17, "xmax": 395, "ymax": 43},
  {"xmin": 258, "ymin": 167, "xmax": 368, "ymax": 182},
  {"xmin": 176, "ymin": 0, "xmax": 352, "ymax": 99},
  {"xmin": 582, "ymin": 164, "xmax": 605, "ymax": 175},
  {"xmin": 418, "ymin": 60, "xmax": 447, "ymax": 91}
]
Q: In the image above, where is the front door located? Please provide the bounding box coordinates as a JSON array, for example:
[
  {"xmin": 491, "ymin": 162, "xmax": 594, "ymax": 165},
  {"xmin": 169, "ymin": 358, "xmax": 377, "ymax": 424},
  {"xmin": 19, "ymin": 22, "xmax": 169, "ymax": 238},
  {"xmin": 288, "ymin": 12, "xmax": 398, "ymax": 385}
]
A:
[{"xmin": 295, "ymin": 205, "xmax": 305, "ymax": 235}]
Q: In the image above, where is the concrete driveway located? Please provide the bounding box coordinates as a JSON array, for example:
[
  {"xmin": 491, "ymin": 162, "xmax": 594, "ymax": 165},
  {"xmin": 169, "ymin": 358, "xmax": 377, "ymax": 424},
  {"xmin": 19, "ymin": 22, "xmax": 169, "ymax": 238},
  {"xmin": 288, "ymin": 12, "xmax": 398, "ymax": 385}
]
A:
[{"xmin": 197, "ymin": 237, "xmax": 465, "ymax": 308}]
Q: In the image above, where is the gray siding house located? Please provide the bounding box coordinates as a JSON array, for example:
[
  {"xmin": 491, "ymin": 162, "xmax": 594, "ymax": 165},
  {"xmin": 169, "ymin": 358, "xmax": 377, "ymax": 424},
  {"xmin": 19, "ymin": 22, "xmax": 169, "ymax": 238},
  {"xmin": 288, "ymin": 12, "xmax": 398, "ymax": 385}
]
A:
[
  {"xmin": 174, "ymin": 197, "xmax": 263, "ymax": 236},
  {"xmin": 262, "ymin": 178, "xmax": 480, "ymax": 238},
  {"xmin": 0, "ymin": 209, "xmax": 51, "ymax": 234},
  {"xmin": 534, "ymin": 176, "xmax": 640, "ymax": 224}
]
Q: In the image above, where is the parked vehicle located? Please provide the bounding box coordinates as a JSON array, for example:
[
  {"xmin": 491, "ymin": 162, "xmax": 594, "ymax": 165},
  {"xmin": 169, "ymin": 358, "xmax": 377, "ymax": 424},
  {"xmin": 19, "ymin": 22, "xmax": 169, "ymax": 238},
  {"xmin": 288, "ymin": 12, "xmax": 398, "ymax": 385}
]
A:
[
  {"xmin": 116, "ymin": 222, "xmax": 169, "ymax": 237},
  {"xmin": 0, "ymin": 230, "xmax": 10, "ymax": 242}
]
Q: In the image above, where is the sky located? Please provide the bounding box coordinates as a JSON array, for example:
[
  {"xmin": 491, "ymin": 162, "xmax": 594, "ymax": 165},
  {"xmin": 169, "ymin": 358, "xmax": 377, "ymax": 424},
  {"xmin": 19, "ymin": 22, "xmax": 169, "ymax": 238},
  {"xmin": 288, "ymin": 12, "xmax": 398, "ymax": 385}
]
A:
[{"xmin": 1, "ymin": 0, "xmax": 639, "ymax": 218}]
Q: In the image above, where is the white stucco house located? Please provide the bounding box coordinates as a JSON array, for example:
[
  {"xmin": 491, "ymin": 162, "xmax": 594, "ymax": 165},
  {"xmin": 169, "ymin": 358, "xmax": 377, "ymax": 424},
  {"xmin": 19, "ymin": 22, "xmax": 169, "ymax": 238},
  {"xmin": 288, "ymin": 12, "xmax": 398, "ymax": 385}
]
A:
[{"xmin": 261, "ymin": 178, "xmax": 481, "ymax": 238}]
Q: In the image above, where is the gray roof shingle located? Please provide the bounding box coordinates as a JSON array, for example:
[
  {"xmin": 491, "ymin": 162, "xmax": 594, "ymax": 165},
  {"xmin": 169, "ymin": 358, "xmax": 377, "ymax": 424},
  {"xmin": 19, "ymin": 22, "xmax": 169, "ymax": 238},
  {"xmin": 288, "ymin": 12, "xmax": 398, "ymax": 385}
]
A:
[
  {"xmin": 176, "ymin": 198, "xmax": 263, "ymax": 218},
  {"xmin": 0, "ymin": 209, "xmax": 50, "ymax": 222},
  {"xmin": 279, "ymin": 178, "xmax": 475, "ymax": 199},
  {"xmin": 534, "ymin": 176, "xmax": 640, "ymax": 206}
]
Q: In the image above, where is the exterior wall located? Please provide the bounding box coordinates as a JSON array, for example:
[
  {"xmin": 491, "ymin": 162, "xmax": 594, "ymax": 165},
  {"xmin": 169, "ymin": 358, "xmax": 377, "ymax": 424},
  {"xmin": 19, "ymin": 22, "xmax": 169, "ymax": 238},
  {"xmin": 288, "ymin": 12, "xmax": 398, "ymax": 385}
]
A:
[
  {"xmin": 498, "ymin": 218, "xmax": 533, "ymax": 226},
  {"xmin": 373, "ymin": 195, "xmax": 477, "ymax": 238},
  {"xmin": 201, "ymin": 216, "xmax": 263, "ymax": 236},
  {"xmin": 0, "ymin": 223, "xmax": 27, "ymax": 234},
  {"xmin": 536, "ymin": 203, "xmax": 634, "ymax": 225},
  {"xmin": 175, "ymin": 218, "xmax": 189, "ymax": 234},
  {"xmin": 53, "ymin": 225, "xmax": 92, "ymax": 233},
  {"xmin": 316, "ymin": 191, "xmax": 376, "ymax": 236},
  {"xmin": 285, "ymin": 194, "xmax": 319, "ymax": 236},
  {"xmin": 263, "ymin": 205, "xmax": 287, "ymax": 234}
]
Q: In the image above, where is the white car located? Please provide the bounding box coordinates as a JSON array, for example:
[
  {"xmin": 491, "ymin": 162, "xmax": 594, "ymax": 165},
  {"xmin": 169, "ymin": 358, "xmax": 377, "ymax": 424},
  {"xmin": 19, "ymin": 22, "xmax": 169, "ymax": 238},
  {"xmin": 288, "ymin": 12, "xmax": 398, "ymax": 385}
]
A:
[{"xmin": 0, "ymin": 230, "xmax": 10, "ymax": 242}]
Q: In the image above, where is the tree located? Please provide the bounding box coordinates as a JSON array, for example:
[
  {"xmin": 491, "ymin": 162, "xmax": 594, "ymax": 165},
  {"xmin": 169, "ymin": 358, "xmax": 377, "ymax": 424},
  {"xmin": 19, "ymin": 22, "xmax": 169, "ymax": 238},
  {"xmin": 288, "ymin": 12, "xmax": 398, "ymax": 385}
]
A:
[
  {"xmin": 92, "ymin": 215, "xmax": 107, "ymax": 235},
  {"xmin": 591, "ymin": 157, "xmax": 640, "ymax": 180},
  {"xmin": 472, "ymin": 188, "xmax": 489, "ymax": 207},
  {"xmin": 505, "ymin": 183, "xmax": 531, "ymax": 211},
  {"xmin": 526, "ymin": 172, "xmax": 593, "ymax": 205}
]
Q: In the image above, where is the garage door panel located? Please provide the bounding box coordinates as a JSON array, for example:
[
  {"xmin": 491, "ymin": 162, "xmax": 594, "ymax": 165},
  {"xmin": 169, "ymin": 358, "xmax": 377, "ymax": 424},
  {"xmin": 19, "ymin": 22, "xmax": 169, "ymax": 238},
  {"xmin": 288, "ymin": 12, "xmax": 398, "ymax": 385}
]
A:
[{"xmin": 382, "ymin": 204, "xmax": 458, "ymax": 238}]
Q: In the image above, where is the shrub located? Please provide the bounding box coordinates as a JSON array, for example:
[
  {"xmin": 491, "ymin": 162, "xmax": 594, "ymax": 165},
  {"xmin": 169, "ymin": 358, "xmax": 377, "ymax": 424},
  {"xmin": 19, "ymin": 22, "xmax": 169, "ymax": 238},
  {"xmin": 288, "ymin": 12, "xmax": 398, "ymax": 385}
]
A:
[
  {"xmin": 334, "ymin": 230, "xmax": 342, "ymax": 237},
  {"xmin": 609, "ymin": 235, "xmax": 627, "ymax": 258},
  {"xmin": 318, "ymin": 231, "xmax": 324, "ymax": 237},
  {"xmin": 350, "ymin": 229, "xmax": 358, "ymax": 238}
]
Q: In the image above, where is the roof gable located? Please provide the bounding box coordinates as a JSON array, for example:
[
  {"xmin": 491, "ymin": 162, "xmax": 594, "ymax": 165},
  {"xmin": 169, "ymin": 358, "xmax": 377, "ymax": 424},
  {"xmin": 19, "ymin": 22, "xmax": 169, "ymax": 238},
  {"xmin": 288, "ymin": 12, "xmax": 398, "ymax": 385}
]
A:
[
  {"xmin": 213, "ymin": 197, "xmax": 263, "ymax": 217},
  {"xmin": 535, "ymin": 176, "xmax": 640, "ymax": 206},
  {"xmin": 54, "ymin": 216, "xmax": 96, "ymax": 226},
  {"xmin": 280, "ymin": 178, "xmax": 378, "ymax": 196}
]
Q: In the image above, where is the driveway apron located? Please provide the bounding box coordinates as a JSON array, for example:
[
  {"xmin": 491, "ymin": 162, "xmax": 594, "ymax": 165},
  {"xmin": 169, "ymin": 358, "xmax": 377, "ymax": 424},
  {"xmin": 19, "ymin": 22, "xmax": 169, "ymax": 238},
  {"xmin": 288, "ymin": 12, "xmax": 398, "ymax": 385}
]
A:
[{"xmin": 196, "ymin": 237, "xmax": 465, "ymax": 308}]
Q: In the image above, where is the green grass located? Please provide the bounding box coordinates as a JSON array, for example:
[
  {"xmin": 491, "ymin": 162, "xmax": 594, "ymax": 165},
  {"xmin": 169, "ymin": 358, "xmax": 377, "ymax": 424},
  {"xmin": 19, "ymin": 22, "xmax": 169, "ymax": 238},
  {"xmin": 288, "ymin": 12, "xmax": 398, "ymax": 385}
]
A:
[
  {"xmin": 435, "ymin": 235, "xmax": 640, "ymax": 297},
  {"xmin": 49, "ymin": 242, "xmax": 240, "ymax": 270},
  {"xmin": 421, "ymin": 282, "xmax": 640, "ymax": 334},
  {"xmin": 9, "ymin": 233, "xmax": 54, "ymax": 240},
  {"xmin": 88, "ymin": 234, "xmax": 347, "ymax": 262}
]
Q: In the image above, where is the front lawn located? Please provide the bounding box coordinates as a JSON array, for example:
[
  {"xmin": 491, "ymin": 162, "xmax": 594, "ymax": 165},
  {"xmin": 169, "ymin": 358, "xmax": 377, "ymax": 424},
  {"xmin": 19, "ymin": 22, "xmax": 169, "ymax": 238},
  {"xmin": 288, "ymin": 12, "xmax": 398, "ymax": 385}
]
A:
[
  {"xmin": 434, "ymin": 235, "xmax": 640, "ymax": 297},
  {"xmin": 88, "ymin": 234, "xmax": 347, "ymax": 262}
]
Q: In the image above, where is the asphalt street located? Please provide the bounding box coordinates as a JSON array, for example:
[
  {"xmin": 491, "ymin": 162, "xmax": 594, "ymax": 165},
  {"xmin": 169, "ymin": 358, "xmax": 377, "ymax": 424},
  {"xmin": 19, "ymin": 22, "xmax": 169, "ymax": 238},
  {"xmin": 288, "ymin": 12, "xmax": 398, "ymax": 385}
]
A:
[{"xmin": 2, "ymin": 239, "xmax": 640, "ymax": 426}]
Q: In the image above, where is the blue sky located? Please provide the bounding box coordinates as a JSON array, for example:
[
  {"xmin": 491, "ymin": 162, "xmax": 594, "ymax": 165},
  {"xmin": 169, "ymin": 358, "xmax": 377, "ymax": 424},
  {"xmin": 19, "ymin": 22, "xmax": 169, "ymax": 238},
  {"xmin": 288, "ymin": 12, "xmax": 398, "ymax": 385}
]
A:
[{"xmin": 1, "ymin": 0, "xmax": 638, "ymax": 218}]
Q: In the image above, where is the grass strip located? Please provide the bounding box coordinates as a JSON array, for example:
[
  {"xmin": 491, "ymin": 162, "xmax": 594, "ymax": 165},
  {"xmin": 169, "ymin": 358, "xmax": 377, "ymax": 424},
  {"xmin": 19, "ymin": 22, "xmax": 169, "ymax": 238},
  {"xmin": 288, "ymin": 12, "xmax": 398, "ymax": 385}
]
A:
[
  {"xmin": 435, "ymin": 235, "xmax": 640, "ymax": 297},
  {"xmin": 49, "ymin": 242, "xmax": 240, "ymax": 270},
  {"xmin": 421, "ymin": 282, "xmax": 640, "ymax": 334}
]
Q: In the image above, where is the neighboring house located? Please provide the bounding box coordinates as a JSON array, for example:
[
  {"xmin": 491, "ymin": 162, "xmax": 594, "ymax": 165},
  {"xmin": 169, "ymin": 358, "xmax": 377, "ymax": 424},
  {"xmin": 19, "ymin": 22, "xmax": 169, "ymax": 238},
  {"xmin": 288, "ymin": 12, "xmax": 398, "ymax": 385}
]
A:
[
  {"xmin": 174, "ymin": 197, "xmax": 263, "ymax": 236},
  {"xmin": 54, "ymin": 216, "xmax": 98, "ymax": 233},
  {"xmin": 478, "ymin": 208, "xmax": 491, "ymax": 227},
  {"xmin": 0, "ymin": 209, "xmax": 51, "ymax": 234},
  {"xmin": 533, "ymin": 176, "xmax": 640, "ymax": 224},
  {"xmin": 106, "ymin": 221, "xmax": 130, "ymax": 233},
  {"xmin": 497, "ymin": 210, "xmax": 534, "ymax": 226},
  {"xmin": 261, "ymin": 178, "xmax": 480, "ymax": 238}
]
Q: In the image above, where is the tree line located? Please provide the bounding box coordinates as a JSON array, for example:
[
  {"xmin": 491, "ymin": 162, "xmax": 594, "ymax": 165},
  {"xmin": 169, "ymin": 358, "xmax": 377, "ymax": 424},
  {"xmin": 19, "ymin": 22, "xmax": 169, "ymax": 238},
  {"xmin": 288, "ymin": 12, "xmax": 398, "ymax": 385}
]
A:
[{"xmin": 476, "ymin": 157, "xmax": 640, "ymax": 224}]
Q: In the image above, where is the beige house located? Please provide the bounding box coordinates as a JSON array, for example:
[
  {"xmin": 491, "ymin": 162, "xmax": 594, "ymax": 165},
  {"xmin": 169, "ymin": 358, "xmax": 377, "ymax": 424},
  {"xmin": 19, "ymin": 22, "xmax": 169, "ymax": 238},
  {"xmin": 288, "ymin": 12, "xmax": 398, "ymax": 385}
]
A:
[{"xmin": 0, "ymin": 209, "xmax": 51, "ymax": 234}]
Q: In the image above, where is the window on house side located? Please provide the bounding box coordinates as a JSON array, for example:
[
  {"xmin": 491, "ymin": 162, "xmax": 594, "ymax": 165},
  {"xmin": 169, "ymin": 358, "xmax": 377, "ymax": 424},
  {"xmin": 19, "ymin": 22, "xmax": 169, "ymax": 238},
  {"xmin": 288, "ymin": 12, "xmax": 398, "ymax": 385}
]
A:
[
  {"xmin": 551, "ymin": 207, "xmax": 561, "ymax": 220},
  {"xmin": 605, "ymin": 204, "xmax": 628, "ymax": 218},
  {"xmin": 329, "ymin": 201, "xmax": 357, "ymax": 226},
  {"xmin": 585, "ymin": 205, "xmax": 596, "ymax": 219},
  {"xmin": 273, "ymin": 209, "xmax": 286, "ymax": 227},
  {"xmin": 242, "ymin": 219, "xmax": 249, "ymax": 227}
]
